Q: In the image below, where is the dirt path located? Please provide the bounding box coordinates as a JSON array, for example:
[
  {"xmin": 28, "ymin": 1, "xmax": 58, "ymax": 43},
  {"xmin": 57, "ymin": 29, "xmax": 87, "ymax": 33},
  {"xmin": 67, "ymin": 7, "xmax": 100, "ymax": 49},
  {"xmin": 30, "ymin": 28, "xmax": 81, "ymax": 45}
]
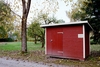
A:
[{"xmin": 0, "ymin": 57, "xmax": 67, "ymax": 67}]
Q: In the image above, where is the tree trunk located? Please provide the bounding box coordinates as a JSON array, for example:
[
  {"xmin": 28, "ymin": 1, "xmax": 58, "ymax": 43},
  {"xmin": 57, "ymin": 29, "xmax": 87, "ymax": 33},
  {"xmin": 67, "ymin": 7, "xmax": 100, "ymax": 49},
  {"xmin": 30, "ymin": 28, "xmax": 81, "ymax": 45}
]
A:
[
  {"xmin": 21, "ymin": 0, "xmax": 31, "ymax": 53},
  {"xmin": 34, "ymin": 35, "xmax": 37, "ymax": 44},
  {"xmin": 41, "ymin": 30, "xmax": 45, "ymax": 48},
  {"xmin": 41, "ymin": 40, "xmax": 45, "ymax": 48},
  {"xmin": 21, "ymin": 15, "xmax": 27, "ymax": 53},
  {"xmin": 41, "ymin": 36, "xmax": 45, "ymax": 48}
]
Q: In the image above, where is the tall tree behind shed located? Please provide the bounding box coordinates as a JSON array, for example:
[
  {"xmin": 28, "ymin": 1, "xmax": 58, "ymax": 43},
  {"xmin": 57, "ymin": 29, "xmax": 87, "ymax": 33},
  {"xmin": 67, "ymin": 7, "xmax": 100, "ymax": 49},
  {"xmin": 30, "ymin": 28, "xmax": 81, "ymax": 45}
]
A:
[{"xmin": 65, "ymin": 0, "xmax": 100, "ymax": 44}]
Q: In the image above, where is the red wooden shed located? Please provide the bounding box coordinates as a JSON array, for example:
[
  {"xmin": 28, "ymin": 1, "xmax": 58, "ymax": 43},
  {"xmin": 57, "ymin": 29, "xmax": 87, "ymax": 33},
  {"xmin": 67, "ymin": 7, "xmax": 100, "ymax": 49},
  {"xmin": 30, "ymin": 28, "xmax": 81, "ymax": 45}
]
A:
[{"xmin": 41, "ymin": 21, "xmax": 93, "ymax": 60}]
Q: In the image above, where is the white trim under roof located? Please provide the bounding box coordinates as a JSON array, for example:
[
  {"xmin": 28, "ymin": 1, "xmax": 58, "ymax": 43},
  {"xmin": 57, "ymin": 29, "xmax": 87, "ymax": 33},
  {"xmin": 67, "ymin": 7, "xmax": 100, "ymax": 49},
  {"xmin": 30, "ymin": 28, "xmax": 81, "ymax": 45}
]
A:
[{"xmin": 40, "ymin": 21, "xmax": 93, "ymax": 31}]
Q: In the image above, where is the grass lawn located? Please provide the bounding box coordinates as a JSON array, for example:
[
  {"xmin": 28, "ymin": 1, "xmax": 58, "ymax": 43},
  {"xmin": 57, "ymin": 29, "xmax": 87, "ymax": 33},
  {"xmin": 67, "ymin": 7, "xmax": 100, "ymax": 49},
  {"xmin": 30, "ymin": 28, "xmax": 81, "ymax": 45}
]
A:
[
  {"xmin": 0, "ymin": 42, "xmax": 100, "ymax": 67},
  {"xmin": 90, "ymin": 44, "xmax": 100, "ymax": 51},
  {"xmin": 0, "ymin": 42, "xmax": 44, "ymax": 51},
  {"xmin": 0, "ymin": 42, "xmax": 100, "ymax": 51}
]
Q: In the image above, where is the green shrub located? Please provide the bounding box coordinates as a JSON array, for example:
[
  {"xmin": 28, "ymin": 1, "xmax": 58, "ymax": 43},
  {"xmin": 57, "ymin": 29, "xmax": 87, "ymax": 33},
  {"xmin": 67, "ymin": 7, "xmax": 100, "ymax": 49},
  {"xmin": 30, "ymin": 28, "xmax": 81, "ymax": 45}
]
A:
[
  {"xmin": 0, "ymin": 38, "xmax": 14, "ymax": 42},
  {"xmin": 6, "ymin": 38, "xmax": 14, "ymax": 42},
  {"xmin": 90, "ymin": 39, "xmax": 97, "ymax": 45}
]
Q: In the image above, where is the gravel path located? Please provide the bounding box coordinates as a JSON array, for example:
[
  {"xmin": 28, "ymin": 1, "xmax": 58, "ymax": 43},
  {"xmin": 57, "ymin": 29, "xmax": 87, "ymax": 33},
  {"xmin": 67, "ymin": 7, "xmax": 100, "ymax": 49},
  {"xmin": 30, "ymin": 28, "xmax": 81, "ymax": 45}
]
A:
[
  {"xmin": 0, "ymin": 57, "xmax": 49, "ymax": 67},
  {"xmin": 0, "ymin": 57, "xmax": 67, "ymax": 67}
]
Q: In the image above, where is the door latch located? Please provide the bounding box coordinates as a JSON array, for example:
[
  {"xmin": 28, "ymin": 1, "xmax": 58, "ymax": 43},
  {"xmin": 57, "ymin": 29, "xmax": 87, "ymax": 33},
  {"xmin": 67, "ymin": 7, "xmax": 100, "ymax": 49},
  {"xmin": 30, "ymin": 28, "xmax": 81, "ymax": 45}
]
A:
[{"xmin": 50, "ymin": 39, "xmax": 53, "ymax": 42}]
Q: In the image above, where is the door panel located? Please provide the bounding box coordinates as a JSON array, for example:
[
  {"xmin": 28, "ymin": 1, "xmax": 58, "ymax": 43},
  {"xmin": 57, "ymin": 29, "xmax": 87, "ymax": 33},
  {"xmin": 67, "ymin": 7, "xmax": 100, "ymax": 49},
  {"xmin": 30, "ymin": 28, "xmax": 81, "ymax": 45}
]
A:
[{"xmin": 52, "ymin": 28, "xmax": 63, "ymax": 56}]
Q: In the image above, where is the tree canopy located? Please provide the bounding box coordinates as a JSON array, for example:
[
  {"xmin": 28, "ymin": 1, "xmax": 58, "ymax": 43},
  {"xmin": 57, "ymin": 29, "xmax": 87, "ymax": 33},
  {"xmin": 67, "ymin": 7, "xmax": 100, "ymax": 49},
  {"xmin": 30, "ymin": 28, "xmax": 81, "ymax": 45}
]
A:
[
  {"xmin": 28, "ymin": 21, "xmax": 44, "ymax": 46},
  {"xmin": 0, "ymin": 0, "xmax": 15, "ymax": 38}
]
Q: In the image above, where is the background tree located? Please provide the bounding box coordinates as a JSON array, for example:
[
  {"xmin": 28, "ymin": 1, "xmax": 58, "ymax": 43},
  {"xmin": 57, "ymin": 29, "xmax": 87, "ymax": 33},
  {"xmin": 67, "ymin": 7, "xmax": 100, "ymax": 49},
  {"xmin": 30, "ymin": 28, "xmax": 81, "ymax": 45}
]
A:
[
  {"xmin": 28, "ymin": 21, "xmax": 44, "ymax": 47},
  {"xmin": 90, "ymin": 0, "xmax": 100, "ymax": 43},
  {"xmin": 0, "ymin": 0, "xmax": 15, "ymax": 38},
  {"xmin": 38, "ymin": 13, "xmax": 59, "ymax": 24},
  {"xmin": 13, "ymin": 15, "xmax": 22, "ymax": 41},
  {"xmin": 66, "ymin": 0, "xmax": 93, "ymax": 21},
  {"xmin": 0, "ymin": 26, "xmax": 7, "ymax": 38},
  {"xmin": 66, "ymin": 0, "xmax": 100, "ymax": 44},
  {"xmin": 28, "ymin": 19, "xmax": 40, "ymax": 44}
]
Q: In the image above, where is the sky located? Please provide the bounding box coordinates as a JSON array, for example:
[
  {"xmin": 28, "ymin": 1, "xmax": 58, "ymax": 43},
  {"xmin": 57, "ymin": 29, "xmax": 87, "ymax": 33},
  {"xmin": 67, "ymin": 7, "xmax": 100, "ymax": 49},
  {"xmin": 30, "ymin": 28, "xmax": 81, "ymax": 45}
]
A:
[
  {"xmin": 55, "ymin": 0, "xmax": 71, "ymax": 22},
  {"xmin": 54, "ymin": 0, "xmax": 77, "ymax": 22},
  {"xmin": 6, "ymin": 0, "xmax": 77, "ymax": 23}
]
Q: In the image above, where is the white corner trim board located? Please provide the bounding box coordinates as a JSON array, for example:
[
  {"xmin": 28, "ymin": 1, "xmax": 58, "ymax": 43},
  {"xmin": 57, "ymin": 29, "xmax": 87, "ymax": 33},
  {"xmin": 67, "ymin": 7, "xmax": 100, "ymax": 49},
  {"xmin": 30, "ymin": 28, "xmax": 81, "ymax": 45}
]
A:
[{"xmin": 83, "ymin": 25, "xmax": 85, "ymax": 59}]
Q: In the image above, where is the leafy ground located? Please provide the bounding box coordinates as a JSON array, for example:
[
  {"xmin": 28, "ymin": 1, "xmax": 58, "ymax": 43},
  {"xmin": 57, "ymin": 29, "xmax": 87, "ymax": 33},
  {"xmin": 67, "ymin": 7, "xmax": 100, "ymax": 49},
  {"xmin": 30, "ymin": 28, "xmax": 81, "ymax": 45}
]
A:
[{"xmin": 0, "ymin": 42, "xmax": 100, "ymax": 67}]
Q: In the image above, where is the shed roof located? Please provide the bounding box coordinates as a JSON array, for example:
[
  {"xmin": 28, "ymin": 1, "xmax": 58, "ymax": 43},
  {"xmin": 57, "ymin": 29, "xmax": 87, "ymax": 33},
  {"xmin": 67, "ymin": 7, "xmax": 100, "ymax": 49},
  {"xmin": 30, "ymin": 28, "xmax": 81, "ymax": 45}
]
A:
[{"xmin": 40, "ymin": 21, "xmax": 93, "ymax": 31}]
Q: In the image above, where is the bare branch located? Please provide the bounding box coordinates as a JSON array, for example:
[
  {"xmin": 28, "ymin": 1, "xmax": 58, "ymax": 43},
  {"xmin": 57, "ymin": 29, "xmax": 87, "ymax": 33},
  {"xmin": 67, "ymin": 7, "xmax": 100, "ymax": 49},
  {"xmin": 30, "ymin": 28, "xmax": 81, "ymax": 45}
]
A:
[{"xmin": 11, "ymin": 9, "xmax": 22, "ymax": 19}]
